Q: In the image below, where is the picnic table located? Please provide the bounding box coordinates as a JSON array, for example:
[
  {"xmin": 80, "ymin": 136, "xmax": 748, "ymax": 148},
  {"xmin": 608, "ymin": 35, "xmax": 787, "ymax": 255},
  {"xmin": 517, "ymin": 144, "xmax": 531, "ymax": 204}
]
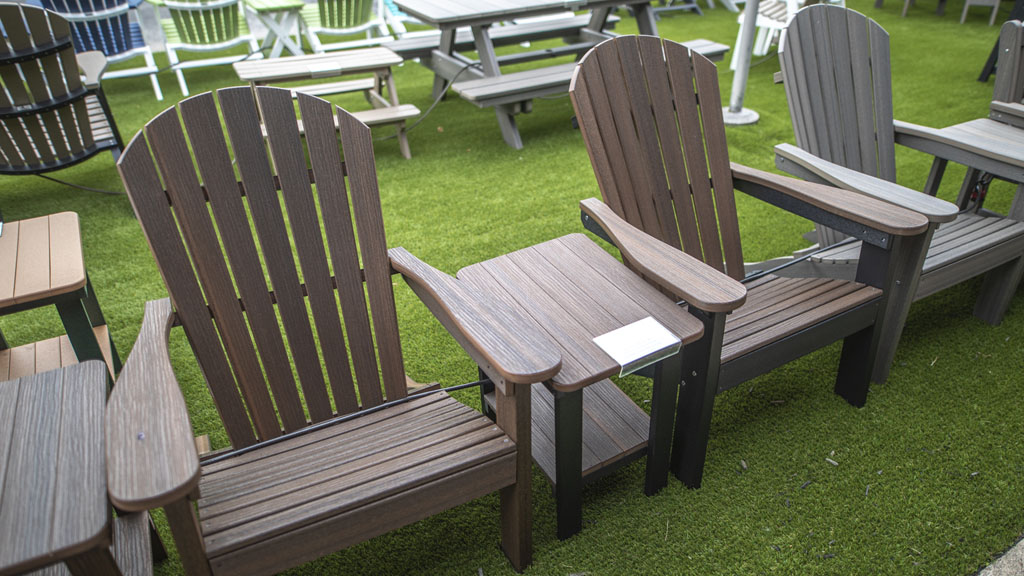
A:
[
  {"xmin": 244, "ymin": 0, "xmax": 308, "ymax": 57},
  {"xmin": 392, "ymin": 0, "xmax": 728, "ymax": 148}
]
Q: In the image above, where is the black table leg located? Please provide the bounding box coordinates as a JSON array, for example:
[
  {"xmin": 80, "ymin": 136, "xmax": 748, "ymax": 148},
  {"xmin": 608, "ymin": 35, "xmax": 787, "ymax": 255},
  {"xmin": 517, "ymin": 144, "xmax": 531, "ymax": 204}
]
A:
[
  {"xmin": 645, "ymin": 350, "xmax": 683, "ymax": 496},
  {"xmin": 553, "ymin": 386, "xmax": 583, "ymax": 540}
]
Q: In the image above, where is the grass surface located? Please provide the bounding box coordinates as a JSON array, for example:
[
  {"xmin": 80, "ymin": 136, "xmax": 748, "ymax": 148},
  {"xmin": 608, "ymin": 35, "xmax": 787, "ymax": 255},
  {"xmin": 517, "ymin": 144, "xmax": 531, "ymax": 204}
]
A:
[{"xmin": 3, "ymin": 1, "xmax": 1023, "ymax": 574}]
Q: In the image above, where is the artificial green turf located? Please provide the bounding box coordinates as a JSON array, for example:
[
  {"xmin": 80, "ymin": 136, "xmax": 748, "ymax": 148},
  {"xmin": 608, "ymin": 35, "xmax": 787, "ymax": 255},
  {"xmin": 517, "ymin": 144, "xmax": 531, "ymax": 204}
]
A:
[{"xmin": 2, "ymin": 1, "xmax": 1022, "ymax": 574}]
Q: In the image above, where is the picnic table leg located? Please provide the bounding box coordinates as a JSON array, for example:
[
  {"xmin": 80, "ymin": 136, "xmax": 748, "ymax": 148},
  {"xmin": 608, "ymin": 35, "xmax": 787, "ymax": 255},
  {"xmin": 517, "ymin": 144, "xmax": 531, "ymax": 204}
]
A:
[
  {"xmin": 383, "ymin": 70, "xmax": 412, "ymax": 159},
  {"xmin": 552, "ymin": 386, "xmax": 584, "ymax": 540},
  {"xmin": 471, "ymin": 25, "xmax": 524, "ymax": 149},
  {"xmin": 632, "ymin": 3, "xmax": 659, "ymax": 35},
  {"xmin": 432, "ymin": 29, "xmax": 456, "ymax": 100}
]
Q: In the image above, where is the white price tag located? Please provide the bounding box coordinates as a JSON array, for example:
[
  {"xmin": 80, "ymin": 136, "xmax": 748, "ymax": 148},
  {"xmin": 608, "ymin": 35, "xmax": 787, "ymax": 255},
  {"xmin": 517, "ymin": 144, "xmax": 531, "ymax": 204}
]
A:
[{"xmin": 593, "ymin": 317, "xmax": 682, "ymax": 377}]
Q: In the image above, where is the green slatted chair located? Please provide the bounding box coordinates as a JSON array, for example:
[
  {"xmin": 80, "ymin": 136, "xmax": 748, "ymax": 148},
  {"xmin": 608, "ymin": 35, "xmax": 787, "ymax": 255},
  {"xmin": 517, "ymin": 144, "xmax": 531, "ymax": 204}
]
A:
[
  {"xmin": 301, "ymin": 0, "xmax": 390, "ymax": 53},
  {"xmin": 151, "ymin": 0, "xmax": 261, "ymax": 96}
]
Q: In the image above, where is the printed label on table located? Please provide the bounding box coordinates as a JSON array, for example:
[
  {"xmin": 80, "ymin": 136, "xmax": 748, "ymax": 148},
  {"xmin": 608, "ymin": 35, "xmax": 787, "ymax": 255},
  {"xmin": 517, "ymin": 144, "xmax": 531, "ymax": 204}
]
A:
[
  {"xmin": 307, "ymin": 62, "xmax": 343, "ymax": 78},
  {"xmin": 593, "ymin": 316, "xmax": 681, "ymax": 377}
]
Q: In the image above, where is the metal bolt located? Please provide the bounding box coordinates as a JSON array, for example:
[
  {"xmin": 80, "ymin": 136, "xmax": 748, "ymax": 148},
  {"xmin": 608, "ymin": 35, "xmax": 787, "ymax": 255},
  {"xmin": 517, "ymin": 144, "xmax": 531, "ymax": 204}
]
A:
[
  {"xmin": 692, "ymin": 371, "xmax": 698, "ymax": 376},
  {"xmin": 137, "ymin": 432, "xmax": 146, "ymax": 441}
]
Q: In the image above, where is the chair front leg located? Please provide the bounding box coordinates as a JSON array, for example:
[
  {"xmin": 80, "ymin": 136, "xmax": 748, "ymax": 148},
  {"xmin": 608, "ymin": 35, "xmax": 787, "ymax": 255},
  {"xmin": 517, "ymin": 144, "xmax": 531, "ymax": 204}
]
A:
[
  {"xmin": 164, "ymin": 497, "xmax": 213, "ymax": 576},
  {"xmin": 495, "ymin": 379, "xmax": 533, "ymax": 572}
]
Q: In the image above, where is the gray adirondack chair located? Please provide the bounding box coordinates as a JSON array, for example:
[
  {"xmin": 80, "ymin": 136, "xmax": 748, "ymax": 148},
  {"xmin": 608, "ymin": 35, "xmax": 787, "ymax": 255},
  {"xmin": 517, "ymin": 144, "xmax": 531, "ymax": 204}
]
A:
[
  {"xmin": 569, "ymin": 35, "xmax": 933, "ymax": 488},
  {"xmin": 0, "ymin": 3, "xmax": 124, "ymax": 177},
  {"xmin": 774, "ymin": 5, "xmax": 1024, "ymax": 382},
  {"xmin": 107, "ymin": 86, "xmax": 559, "ymax": 575},
  {"xmin": 991, "ymin": 20, "xmax": 1024, "ymax": 129}
]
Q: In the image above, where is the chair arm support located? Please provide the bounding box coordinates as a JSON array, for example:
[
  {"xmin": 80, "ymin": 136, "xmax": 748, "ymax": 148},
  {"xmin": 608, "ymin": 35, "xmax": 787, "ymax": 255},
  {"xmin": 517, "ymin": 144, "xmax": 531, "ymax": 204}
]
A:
[
  {"xmin": 77, "ymin": 51, "xmax": 108, "ymax": 88},
  {"xmin": 579, "ymin": 198, "xmax": 746, "ymax": 313},
  {"xmin": 107, "ymin": 298, "xmax": 201, "ymax": 513},
  {"xmin": 990, "ymin": 101, "xmax": 1024, "ymax": 130},
  {"xmin": 389, "ymin": 247, "xmax": 562, "ymax": 386},
  {"xmin": 772, "ymin": 145, "xmax": 957, "ymax": 224}
]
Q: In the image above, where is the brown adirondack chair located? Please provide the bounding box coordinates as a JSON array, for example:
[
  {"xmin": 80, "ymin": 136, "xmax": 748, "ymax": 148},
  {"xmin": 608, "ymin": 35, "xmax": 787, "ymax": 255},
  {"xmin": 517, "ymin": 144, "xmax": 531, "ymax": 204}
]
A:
[
  {"xmin": 774, "ymin": 5, "xmax": 1024, "ymax": 379},
  {"xmin": 0, "ymin": 3, "xmax": 124, "ymax": 178},
  {"xmin": 106, "ymin": 86, "xmax": 561, "ymax": 576},
  {"xmin": 568, "ymin": 35, "xmax": 932, "ymax": 487}
]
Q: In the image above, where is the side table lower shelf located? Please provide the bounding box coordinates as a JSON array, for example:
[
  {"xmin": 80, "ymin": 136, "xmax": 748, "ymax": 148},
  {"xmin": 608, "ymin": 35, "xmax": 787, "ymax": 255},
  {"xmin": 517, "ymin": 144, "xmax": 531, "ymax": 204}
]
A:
[
  {"xmin": 0, "ymin": 325, "xmax": 115, "ymax": 379},
  {"xmin": 486, "ymin": 378, "xmax": 651, "ymax": 484}
]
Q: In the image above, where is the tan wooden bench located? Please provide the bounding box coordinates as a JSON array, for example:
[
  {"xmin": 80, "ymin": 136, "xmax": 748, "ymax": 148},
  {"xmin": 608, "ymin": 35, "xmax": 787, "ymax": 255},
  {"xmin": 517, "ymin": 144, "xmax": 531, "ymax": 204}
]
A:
[
  {"xmin": 452, "ymin": 39, "xmax": 730, "ymax": 109},
  {"xmin": 234, "ymin": 47, "xmax": 421, "ymax": 158},
  {"xmin": 383, "ymin": 13, "xmax": 620, "ymax": 61}
]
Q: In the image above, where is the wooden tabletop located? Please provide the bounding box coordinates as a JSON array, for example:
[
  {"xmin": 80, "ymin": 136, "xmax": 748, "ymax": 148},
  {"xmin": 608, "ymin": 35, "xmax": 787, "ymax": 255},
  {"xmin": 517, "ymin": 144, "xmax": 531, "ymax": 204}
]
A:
[
  {"xmin": 233, "ymin": 47, "xmax": 403, "ymax": 83},
  {"xmin": 0, "ymin": 361, "xmax": 109, "ymax": 575},
  {"xmin": 393, "ymin": 0, "xmax": 584, "ymax": 27},
  {"xmin": 244, "ymin": 0, "xmax": 305, "ymax": 13},
  {"xmin": 0, "ymin": 212, "xmax": 86, "ymax": 310},
  {"xmin": 458, "ymin": 233, "xmax": 704, "ymax": 392}
]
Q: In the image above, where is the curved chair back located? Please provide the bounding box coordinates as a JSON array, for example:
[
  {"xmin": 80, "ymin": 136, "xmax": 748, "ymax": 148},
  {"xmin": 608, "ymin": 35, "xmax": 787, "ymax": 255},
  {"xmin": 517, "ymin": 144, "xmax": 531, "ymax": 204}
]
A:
[
  {"xmin": 994, "ymin": 20, "xmax": 1024, "ymax": 104},
  {"xmin": 41, "ymin": 0, "xmax": 135, "ymax": 56},
  {"xmin": 118, "ymin": 86, "xmax": 407, "ymax": 448},
  {"xmin": 0, "ymin": 3, "xmax": 121, "ymax": 174},
  {"xmin": 166, "ymin": 0, "xmax": 245, "ymax": 46},
  {"xmin": 569, "ymin": 35, "xmax": 745, "ymax": 280}
]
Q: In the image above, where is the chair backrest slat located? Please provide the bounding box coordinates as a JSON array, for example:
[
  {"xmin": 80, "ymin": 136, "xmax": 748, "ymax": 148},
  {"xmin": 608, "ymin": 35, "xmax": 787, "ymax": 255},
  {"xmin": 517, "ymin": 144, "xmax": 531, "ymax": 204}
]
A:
[
  {"xmin": 120, "ymin": 86, "xmax": 415, "ymax": 445},
  {"xmin": 177, "ymin": 93, "xmax": 310, "ymax": 432},
  {"xmin": 257, "ymin": 87, "xmax": 363, "ymax": 413},
  {"xmin": 167, "ymin": 0, "xmax": 242, "ymax": 46},
  {"xmin": 218, "ymin": 87, "xmax": 336, "ymax": 424},
  {"xmin": 118, "ymin": 130, "xmax": 259, "ymax": 449},
  {"xmin": 994, "ymin": 20, "xmax": 1024, "ymax": 104},
  {"xmin": 781, "ymin": 5, "xmax": 897, "ymax": 182},
  {"xmin": 340, "ymin": 108, "xmax": 407, "ymax": 402},
  {"xmin": 570, "ymin": 36, "xmax": 746, "ymax": 281},
  {"xmin": 143, "ymin": 105, "xmax": 284, "ymax": 441},
  {"xmin": 42, "ymin": 0, "xmax": 134, "ymax": 57},
  {"xmin": 298, "ymin": 92, "xmax": 382, "ymax": 412},
  {"xmin": 318, "ymin": 0, "xmax": 374, "ymax": 30}
]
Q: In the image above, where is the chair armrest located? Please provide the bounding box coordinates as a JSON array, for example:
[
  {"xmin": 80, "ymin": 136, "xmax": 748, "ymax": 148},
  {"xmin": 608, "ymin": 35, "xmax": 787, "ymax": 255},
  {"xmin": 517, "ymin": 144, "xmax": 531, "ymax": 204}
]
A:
[
  {"xmin": 990, "ymin": 101, "xmax": 1024, "ymax": 129},
  {"xmin": 106, "ymin": 298, "xmax": 200, "ymax": 513},
  {"xmin": 773, "ymin": 144, "xmax": 957, "ymax": 224},
  {"xmin": 389, "ymin": 247, "xmax": 562, "ymax": 386},
  {"xmin": 77, "ymin": 51, "xmax": 108, "ymax": 88},
  {"xmin": 579, "ymin": 198, "xmax": 746, "ymax": 313}
]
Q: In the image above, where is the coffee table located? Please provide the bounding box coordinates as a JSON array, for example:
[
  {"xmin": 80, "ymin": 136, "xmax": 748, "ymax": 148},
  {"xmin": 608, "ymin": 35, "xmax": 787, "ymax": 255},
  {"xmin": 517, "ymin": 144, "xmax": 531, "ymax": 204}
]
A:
[{"xmin": 458, "ymin": 233, "xmax": 707, "ymax": 539}]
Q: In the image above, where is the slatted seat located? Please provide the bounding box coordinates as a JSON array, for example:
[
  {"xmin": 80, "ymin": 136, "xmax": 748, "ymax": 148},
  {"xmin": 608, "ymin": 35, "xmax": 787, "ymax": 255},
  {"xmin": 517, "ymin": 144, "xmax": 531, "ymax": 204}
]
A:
[
  {"xmin": 570, "ymin": 35, "xmax": 932, "ymax": 487},
  {"xmin": 774, "ymin": 6, "xmax": 1023, "ymax": 341},
  {"xmin": 108, "ymin": 86, "xmax": 560, "ymax": 575},
  {"xmin": 0, "ymin": 4, "xmax": 124, "ymax": 178}
]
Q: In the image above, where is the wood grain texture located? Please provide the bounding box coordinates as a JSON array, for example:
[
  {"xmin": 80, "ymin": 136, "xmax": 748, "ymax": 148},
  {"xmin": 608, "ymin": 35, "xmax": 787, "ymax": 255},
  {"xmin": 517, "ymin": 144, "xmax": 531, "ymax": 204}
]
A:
[
  {"xmin": 773, "ymin": 144, "xmax": 958, "ymax": 223},
  {"xmin": 389, "ymin": 247, "xmax": 561, "ymax": 385},
  {"xmin": 993, "ymin": 20, "xmax": 1023, "ymax": 105},
  {"xmin": 106, "ymin": 298, "xmax": 201, "ymax": 512},
  {"xmin": 579, "ymin": 199, "xmax": 747, "ymax": 312}
]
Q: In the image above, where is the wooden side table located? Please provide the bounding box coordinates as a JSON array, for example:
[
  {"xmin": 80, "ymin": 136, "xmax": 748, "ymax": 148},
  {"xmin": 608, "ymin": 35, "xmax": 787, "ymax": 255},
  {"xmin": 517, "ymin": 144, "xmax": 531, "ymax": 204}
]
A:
[
  {"xmin": 458, "ymin": 233, "xmax": 705, "ymax": 539},
  {"xmin": 0, "ymin": 213, "xmax": 120, "ymax": 378},
  {"xmin": 234, "ymin": 47, "xmax": 421, "ymax": 158},
  {"xmin": 0, "ymin": 361, "xmax": 152, "ymax": 576}
]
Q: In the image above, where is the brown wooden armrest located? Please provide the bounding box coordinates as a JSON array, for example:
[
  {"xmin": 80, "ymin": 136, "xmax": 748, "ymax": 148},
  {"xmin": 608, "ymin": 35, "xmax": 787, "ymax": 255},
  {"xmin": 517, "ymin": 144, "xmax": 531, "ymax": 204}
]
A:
[
  {"xmin": 77, "ymin": 51, "xmax": 108, "ymax": 88},
  {"xmin": 107, "ymin": 298, "xmax": 200, "ymax": 513},
  {"xmin": 990, "ymin": 101, "xmax": 1024, "ymax": 129},
  {"xmin": 579, "ymin": 198, "xmax": 746, "ymax": 313},
  {"xmin": 772, "ymin": 144, "xmax": 957, "ymax": 225},
  {"xmin": 389, "ymin": 247, "xmax": 562, "ymax": 386}
]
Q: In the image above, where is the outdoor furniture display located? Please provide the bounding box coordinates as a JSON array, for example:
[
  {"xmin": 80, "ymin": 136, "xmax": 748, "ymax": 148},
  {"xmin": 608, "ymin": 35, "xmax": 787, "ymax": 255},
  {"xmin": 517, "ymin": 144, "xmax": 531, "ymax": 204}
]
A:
[
  {"xmin": 234, "ymin": 47, "xmax": 419, "ymax": 158},
  {"xmin": 962, "ymin": 0, "xmax": 1001, "ymax": 24},
  {"xmin": 244, "ymin": 0, "xmax": 308, "ymax": 57},
  {"xmin": 569, "ymin": 35, "xmax": 935, "ymax": 488},
  {"xmin": 150, "ymin": 0, "xmax": 261, "ymax": 96},
  {"xmin": 458, "ymin": 231, "xmax": 745, "ymax": 540},
  {"xmin": 393, "ymin": 0, "xmax": 729, "ymax": 149},
  {"xmin": 0, "ymin": 212, "xmax": 121, "ymax": 377},
  {"xmin": 0, "ymin": 361, "xmax": 154, "ymax": 576},
  {"xmin": 0, "ymin": 3, "xmax": 124, "ymax": 177},
  {"xmin": 108, "ymin": 86, "xmax": 560, "ymax": 575},
  {"xmin": 40, "ymin": 0, "xmax": 164, "ymax": 100},
  {"xmin": 774, "ymin": 5, "xmax": 1024, "ymax": 365},
  {"xmin": 301, "ymin": 0, "xmax": 390, "ymax": 53}
]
